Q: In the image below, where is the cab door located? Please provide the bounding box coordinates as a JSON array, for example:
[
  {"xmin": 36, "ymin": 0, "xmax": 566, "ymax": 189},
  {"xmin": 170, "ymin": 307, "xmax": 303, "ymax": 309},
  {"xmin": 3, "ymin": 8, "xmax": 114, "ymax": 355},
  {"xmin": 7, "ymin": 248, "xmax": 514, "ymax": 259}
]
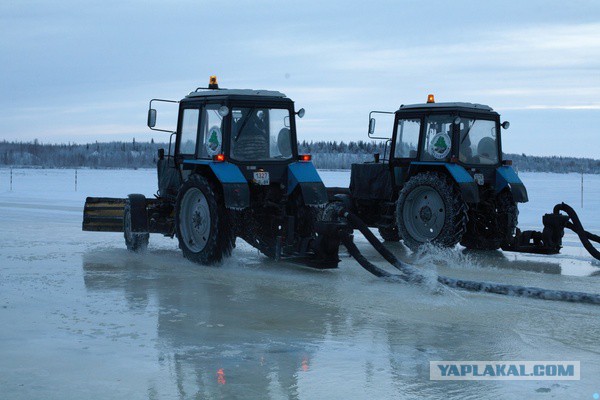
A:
[
  {"xmin": 175, "ymin": 104, "xmax": 202, "ymax": 165},
  {"xmin": 390, "ymin": 113, "xmax": 422, "ymax": 188},
  {"xmin": 197, "ymin": 103, "xmax": 227, "ymax": 160}
]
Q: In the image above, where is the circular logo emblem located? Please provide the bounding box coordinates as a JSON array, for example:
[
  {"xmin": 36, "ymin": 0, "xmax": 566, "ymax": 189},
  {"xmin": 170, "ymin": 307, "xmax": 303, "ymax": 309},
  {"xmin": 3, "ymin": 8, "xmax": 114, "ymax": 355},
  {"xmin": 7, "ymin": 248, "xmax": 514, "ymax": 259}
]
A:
[
  {"xmin": 206, "ymin": 126, "xmax": 222, "ymax": 156},
  {"xmin": 428, "ymin": 132, "xmax": 451, "ymax": 160}
]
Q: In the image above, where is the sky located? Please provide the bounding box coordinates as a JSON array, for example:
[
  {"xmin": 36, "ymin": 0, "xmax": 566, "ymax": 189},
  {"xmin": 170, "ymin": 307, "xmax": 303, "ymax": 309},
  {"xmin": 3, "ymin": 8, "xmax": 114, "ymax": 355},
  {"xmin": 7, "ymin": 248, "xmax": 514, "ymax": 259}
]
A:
[{"xmin": 1, "ymin": 0, "xmax": 599, "ymax": 158}]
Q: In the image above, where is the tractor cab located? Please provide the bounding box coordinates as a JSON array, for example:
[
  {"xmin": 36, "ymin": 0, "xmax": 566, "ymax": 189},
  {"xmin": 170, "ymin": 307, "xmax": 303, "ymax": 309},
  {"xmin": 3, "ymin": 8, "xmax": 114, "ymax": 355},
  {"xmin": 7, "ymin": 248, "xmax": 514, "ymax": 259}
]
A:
[
  {"xmin": 362, "ymin": 95, "xmax": 527, "ymax": 203},
  {"xmin": 349, "ymin": 95, "xmax": 528, "ymax": 250},
  {"xmin": 389, "ymin": 96, "xmax": 509, "ymax": 189},
  {"xmin": 148, "ymin": 77, "xmax": 310, "ymax": 203}
]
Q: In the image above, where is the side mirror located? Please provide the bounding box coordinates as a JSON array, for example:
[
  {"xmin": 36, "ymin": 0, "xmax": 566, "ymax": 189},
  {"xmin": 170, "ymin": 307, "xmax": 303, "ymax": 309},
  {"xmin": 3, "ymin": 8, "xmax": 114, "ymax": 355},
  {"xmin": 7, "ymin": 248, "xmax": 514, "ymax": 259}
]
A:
[
  {"xmin": 147, "ymin": 109, "xmax": 157, "ymax": 128},
  {"xmin": 297, "ymin": 108, "xmax": 305, "ymax": 118},
  {"xmin": 368, "ymin": 118, "xmax": 376, "ymax": 135},
  {"xmin": 501, "ymin": 121, "xmax": 510, "ymax": 130}
]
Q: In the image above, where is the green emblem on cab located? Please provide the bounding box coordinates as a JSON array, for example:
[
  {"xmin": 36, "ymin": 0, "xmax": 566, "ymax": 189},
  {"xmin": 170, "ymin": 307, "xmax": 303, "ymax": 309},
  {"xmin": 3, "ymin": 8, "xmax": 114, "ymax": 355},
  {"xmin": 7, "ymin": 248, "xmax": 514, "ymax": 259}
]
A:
[
  {"xmin": 206, "ymin": 126, "xmax": 222, "ymax": 156},
  {"xmin": 429, "ymin": 132, "xmax": 451, "ymax": 160}
]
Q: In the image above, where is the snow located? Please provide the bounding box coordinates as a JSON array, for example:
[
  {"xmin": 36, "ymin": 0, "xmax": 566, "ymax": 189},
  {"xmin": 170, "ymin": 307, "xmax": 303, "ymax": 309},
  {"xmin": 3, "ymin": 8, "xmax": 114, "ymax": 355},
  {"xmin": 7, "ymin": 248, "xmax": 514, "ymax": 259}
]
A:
[{"xmin": 0, "ymin": 168, "xmax": 599, "ymax": 399}]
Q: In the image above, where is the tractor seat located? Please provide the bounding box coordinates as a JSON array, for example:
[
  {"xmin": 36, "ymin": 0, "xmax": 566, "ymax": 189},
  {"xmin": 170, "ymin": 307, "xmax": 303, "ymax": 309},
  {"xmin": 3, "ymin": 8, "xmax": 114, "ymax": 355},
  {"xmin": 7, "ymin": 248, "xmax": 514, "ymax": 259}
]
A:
[
  {"xmin": 233, "ymin": 134, "xmax": 269, "ymax": 160},
  {"xmin": 277, "ymin": 128, "xmax": 292, "ymax": 158},
  {"xmin": 477, "ymin": 137, "xmax": 495, "ymax": 157},
  {"xmin": 477, "ymin": 137, "xmax": 496, "ymax": 163}
]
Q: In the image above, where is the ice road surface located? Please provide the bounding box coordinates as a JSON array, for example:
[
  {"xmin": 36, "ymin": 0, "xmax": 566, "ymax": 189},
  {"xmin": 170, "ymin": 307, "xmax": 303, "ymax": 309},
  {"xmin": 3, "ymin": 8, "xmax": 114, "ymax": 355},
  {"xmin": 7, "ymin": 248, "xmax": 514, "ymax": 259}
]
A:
[{"xmin": 0, "ymin": 168, "xmax": 599, "ymax": 399}]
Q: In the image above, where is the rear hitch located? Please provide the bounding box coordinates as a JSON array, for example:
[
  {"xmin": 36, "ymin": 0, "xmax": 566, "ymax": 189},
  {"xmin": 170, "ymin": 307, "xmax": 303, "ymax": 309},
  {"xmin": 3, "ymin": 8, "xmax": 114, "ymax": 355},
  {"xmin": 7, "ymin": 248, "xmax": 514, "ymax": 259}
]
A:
[{"xmin": 308, "ymin": 220, "xmax": 353, "ymax": 268}]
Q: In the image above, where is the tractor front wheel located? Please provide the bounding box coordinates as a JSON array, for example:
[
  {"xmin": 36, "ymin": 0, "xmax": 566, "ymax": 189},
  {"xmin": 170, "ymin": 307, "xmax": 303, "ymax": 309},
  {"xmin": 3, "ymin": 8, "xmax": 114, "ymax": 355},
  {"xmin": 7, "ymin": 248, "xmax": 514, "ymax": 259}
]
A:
[
  {"xmin": 175, "ymin": 175, "xmax": 234, "ymax": 265},
  {"xmin": 396, "ymin": 172, "xmax": 467, "ymax": 251}
]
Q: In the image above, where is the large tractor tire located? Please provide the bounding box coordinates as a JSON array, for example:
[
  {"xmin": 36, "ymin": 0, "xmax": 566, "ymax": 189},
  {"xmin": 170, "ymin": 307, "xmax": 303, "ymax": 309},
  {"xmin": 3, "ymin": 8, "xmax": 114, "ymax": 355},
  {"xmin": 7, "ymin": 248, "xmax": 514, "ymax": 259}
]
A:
[
  {"xmin": 396, "ymin": 172, "xmax": 467, "ymax": 252},
  {"xmin": 175, "ymin": 174, "xmax": 234, "ymax": 265},
  {"xmin": 461, "ymin": 190, "xmax": 519, "ymax": 251},
  {"xmin": 124, "ymin": 196, "xmax": 149, "ymax": 252}
]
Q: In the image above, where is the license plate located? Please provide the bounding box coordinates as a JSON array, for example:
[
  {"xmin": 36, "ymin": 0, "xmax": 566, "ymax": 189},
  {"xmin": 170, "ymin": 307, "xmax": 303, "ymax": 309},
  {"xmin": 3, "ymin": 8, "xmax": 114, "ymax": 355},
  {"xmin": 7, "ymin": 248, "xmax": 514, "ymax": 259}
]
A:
[
  {"xmin": 253, "ymin": 171, "xmax": 270, "ymax": 185},
  {"xmin": 474, "ymin": 173, "xmax": 484, "ymax": 185}
]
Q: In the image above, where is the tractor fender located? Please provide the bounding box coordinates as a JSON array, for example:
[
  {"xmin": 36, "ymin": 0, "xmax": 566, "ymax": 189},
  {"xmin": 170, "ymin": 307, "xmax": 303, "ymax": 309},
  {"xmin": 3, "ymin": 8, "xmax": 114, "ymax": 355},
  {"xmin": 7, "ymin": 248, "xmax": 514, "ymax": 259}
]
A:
[
  {"xmin": 127, "ymin": 194, "xmax": 149, "ymax": 233},
  {"xmin": 182, "ymin": 160, "xmax": 250, "ymax": 209},
  {"xmin": 287, "ymin": 162, "xmax": 328, "ymax": 206},
  {"xmin": 496, "ymin": 166, "xmax": 528, "ymax": 203},
  {"xmin": 408, "ymin": 162, "xmax": 480, "ymax": 203}
]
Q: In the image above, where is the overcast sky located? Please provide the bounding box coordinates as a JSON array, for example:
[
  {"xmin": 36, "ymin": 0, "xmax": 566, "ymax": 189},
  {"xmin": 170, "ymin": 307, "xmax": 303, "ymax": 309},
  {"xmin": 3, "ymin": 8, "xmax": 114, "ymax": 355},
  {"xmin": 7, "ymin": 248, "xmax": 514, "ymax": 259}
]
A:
[{"xmin": 1, "ymin": 0, "xmax": 599, "ymax": 157}]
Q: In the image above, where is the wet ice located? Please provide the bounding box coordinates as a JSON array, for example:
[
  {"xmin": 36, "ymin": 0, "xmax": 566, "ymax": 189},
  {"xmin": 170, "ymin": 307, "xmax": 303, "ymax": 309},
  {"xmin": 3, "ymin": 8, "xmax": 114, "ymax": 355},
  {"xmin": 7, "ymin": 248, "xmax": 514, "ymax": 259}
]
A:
[{"xmin": 0, "ymin": 168, "xmax": 599, "ymax": 399}]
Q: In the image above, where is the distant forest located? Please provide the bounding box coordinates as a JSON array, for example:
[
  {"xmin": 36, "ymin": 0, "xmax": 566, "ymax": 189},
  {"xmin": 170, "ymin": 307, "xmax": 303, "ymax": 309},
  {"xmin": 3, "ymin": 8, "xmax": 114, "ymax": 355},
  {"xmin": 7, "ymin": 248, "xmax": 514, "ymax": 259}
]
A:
[{"xmin": 0, "ymin": 139, "xmax": 599, "ymax": 174}]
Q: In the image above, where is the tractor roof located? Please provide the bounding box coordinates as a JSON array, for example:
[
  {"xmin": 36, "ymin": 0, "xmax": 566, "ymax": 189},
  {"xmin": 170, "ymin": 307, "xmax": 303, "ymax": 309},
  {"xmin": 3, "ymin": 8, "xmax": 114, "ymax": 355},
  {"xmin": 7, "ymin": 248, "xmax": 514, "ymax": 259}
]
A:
[
  {"xmin": 185, "ymin": 88, "xmax": 288, "ymax": 101},
  {"xmin": 397, "ymin": 102, "xmax": 494, "ymax": 113}
]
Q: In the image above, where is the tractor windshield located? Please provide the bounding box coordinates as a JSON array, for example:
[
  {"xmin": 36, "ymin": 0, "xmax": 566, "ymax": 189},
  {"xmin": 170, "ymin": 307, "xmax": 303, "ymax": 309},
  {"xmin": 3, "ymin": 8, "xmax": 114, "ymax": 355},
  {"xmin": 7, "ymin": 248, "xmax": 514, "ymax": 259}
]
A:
[
  {"xmin": 458, "ymin": 119, "xmax": 499, "ymax": 165},
  {"xmin": 230, "ymin": 107, "xmax": 293, "ymax": 161}
]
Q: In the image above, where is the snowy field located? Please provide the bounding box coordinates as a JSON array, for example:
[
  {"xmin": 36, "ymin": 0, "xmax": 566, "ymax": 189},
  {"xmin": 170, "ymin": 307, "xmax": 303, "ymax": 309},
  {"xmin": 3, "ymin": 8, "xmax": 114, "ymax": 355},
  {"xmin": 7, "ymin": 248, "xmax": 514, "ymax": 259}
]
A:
[{"xmin": 0, "ymin": 168, "xmax": 599, "ymax": 399}]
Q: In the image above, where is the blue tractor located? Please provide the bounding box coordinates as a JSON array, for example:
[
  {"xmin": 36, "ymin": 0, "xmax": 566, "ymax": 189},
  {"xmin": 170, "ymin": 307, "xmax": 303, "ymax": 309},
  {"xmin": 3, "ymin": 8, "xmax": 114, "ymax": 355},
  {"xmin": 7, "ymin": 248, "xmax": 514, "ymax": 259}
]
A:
[
  {"xmin": 83, "ymin": 77, "xmax": 338, "ymax": 267},
  {"xmin": 334, "ymin": 95, "xmax": 528, "ymax": 251}
]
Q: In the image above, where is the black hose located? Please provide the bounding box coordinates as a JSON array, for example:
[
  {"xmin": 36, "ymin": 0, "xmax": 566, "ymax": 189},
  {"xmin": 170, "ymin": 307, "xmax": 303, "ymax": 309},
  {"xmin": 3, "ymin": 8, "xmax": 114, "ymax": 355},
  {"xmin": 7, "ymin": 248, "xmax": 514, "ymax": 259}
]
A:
[
  {"xmin": 343, "ymin": 211, "xmax": 424, "ymax": 282},
  {"xmin": 554, "ymin": 203, "xmax": 600, "ymax": 261},
  {"xmin": 340, "ymin": 235, "xmax": 407, "ymax": 282},
  {"xmin": 342, "ymin": 210, "xmax": 600, "ymax": 306},
  {"xmin": 437, "ymin": 276, "xmax": 600, "ymax": 305}
]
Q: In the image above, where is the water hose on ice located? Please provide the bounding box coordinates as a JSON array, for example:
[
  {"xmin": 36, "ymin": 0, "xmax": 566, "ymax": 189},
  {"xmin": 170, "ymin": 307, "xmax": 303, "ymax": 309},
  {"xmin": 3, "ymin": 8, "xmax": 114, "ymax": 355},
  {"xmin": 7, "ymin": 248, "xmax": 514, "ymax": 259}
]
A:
[
  {"xmin": 341, "ymin": 210, "xmax": 600, "ymax": 306},
  {"xmin": 553, "ymin": 203, "xmax": 600, "ymax": 261}
]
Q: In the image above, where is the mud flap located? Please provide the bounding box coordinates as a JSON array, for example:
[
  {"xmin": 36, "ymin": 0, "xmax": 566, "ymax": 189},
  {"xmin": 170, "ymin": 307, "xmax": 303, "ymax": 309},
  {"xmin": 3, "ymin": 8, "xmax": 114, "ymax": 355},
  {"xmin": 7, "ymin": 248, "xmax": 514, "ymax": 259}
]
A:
[
  {"xmin": 297, "ymin": 182, "xmax": 328, "ymax": 206},
  {"xmin": 496, "ymin": 166, "xmax": 528, "ymax": 203},
  {"xmin": 222, "ymin": 183, "xmax": 250, "ymax": 209},
  {"xmin": 127, "ymin": 194, "xmax": 149, "ymax": 233}
]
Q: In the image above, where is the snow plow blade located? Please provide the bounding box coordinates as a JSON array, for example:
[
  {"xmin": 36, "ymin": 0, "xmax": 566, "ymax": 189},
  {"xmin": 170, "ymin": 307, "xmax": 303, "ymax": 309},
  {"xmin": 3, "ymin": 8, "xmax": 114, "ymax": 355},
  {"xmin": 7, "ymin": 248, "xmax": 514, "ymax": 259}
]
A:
[{"xmin": 82, "ymin": 197, "xmax": 126, "ymax": 232}]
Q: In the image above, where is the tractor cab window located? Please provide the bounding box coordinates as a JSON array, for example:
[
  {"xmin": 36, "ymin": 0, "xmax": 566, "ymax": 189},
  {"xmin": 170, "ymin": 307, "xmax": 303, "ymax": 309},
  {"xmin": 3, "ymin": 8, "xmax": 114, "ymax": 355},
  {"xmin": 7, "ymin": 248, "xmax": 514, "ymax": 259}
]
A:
[
  {"xmin": 230, "ymin": 107, "xmax": 293, "ymax": 161},
  {"xmin": 198, "ymin": 104, "xmax": 224, "ymax": 158},
  {"xmin": 422, "ymin": 114, "xmax": 453, "ymax": 162},
  {"xmin": 179, "ymin": 108, "xmax": 200, "ymax": 155},
  {"xmin": 394, "ymin": 118, "xmax": 420, "ymax": 158},
  {"xmin": 458, "ymin": 119, "xmax": 498, "ymax": 165}
]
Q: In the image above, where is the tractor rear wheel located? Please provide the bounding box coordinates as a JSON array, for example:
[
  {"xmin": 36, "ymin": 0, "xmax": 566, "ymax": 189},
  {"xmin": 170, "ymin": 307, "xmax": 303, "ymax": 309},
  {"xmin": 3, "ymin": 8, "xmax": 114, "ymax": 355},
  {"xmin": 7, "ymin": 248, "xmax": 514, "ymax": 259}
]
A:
[
  {"xmin": 396, "ymin": 172, "xmax": 467, "ymax": 251},
  {"xmin": 175, "ymin": 174, "xmax": 234, "ymax": 265},
  {"xmin": 460, "ymin": 190, "xmax": 518, "ymax": 250}
]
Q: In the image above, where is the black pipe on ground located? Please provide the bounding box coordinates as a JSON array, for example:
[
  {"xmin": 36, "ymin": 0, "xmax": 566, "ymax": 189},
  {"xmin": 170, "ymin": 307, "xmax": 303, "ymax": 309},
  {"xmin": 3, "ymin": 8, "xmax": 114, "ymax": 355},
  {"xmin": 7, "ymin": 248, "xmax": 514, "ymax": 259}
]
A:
[
  {"xmin": 340, "ymin": 210, "xmax": 600, "ymax": 306},
  {"xmin": 554, "ymin": 202, "xmax": 600, "ymax": 261},
  {"xmin": 340, "ymin": 235, "xmax": 406, "ymax": 282}
]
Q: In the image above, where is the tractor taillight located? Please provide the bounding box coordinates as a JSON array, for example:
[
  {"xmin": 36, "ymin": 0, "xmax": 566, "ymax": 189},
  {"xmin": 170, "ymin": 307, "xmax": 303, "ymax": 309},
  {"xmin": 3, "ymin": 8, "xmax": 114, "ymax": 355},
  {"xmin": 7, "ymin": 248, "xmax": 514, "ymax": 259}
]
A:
[
  {"xmin": 213, "ymin": 154, "xmax": 226, "ymax": 162},
  {"xmin": 298, "ymin": 154, "xmax": 311, "ymax": 162},
  {"xmin": 427, "ymin": 94, "xmax": 435, "ymax": 103},
  {"xmin": 503, "ymin": 159, "xmax": 513, "ymax": 166}
]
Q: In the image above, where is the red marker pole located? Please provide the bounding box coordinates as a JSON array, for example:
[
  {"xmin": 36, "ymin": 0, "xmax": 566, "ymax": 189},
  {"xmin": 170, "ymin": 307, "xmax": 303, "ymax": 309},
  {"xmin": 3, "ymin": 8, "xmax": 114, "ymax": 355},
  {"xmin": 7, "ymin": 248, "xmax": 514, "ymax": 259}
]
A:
[{"xmin": 217, "ymin": 368, "xmax": 226, "ymax": 385}]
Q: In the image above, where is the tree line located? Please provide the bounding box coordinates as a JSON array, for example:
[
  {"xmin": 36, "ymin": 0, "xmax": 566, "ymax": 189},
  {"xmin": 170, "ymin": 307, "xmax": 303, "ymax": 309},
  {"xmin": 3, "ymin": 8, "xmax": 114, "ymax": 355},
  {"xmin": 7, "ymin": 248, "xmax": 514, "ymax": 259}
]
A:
[{"xmin": 0, "ymin": 139, "xmax": 598, "ymax": 174}]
